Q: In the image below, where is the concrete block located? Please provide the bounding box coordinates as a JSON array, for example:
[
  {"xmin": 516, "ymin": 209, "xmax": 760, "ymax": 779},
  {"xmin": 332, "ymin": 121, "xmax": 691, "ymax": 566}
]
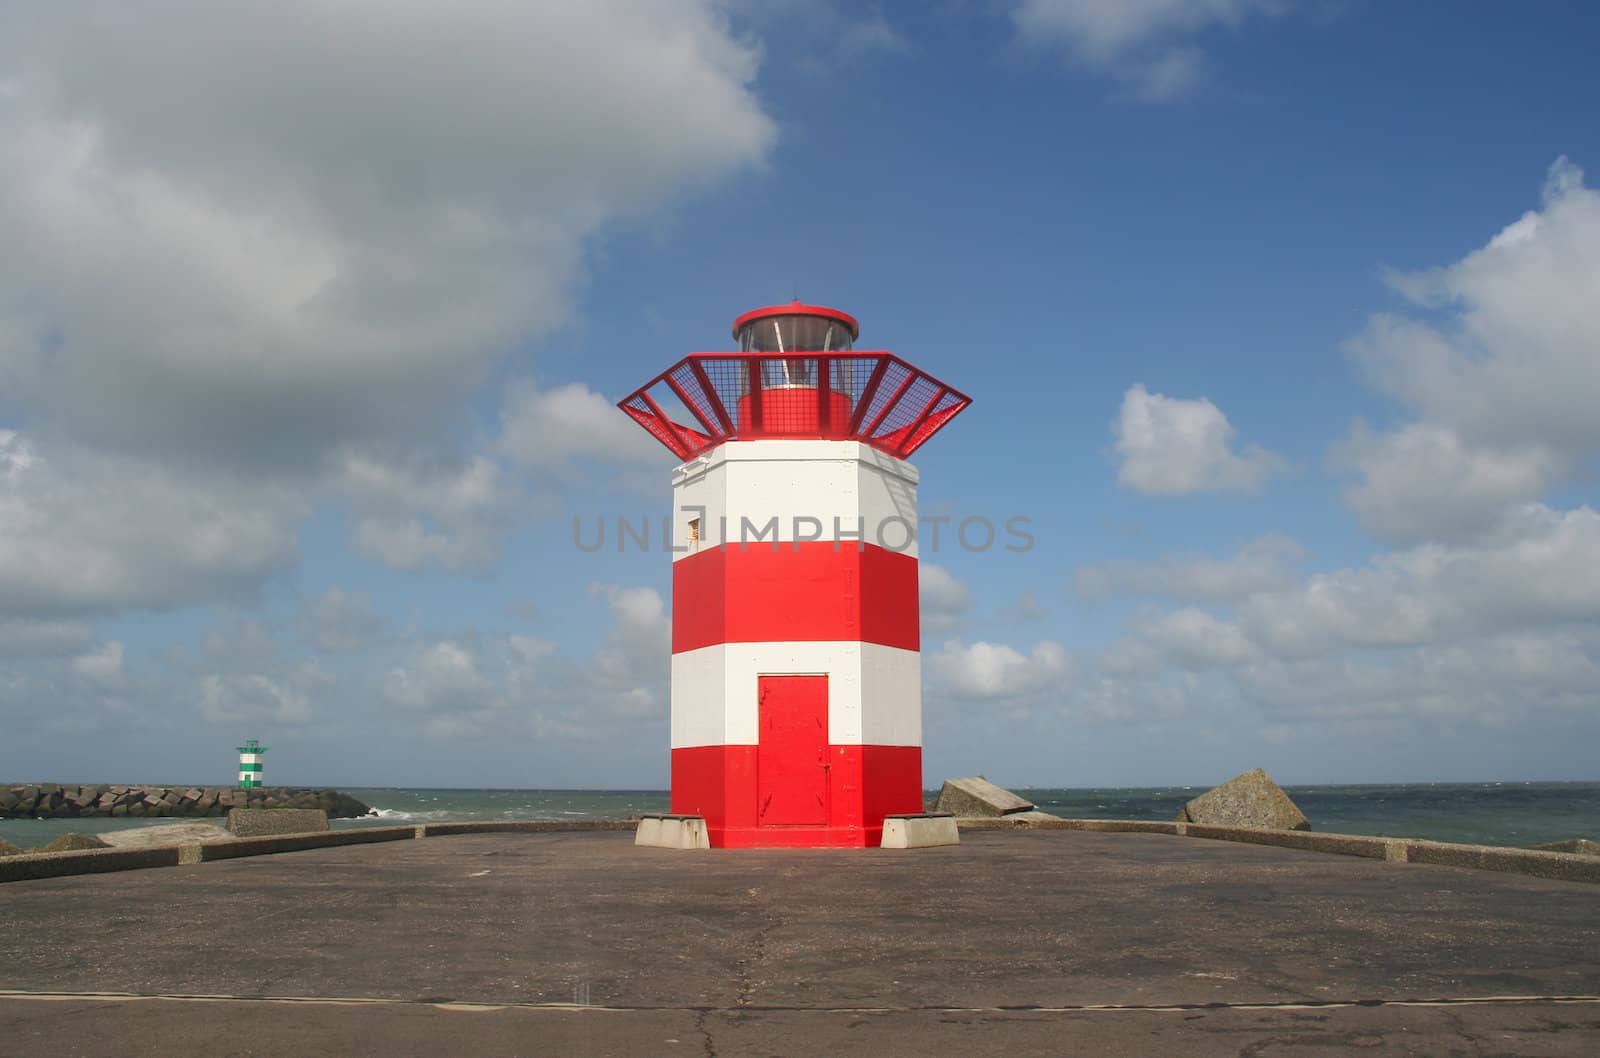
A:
[
  {"xmin": 1177, "ymin": 768, "xmax": 1310, "ymax": 831},
  {"xmin": 881, "ymin": 814, "xmax": 959, "ymax": 849},
  {"xmin": 934, "ymin": 777, "xmax": 1034, "ymax": 818},
  {"xmin": 677, "ymin": 816, "xmax": 711, "ymax": 850},
  {"xmin": 226, "ymin": 808, "xmax": 329, "ymax": 837},
  {"xmin": 634, "ymin": 814, "xmax": 709, "ymax": 850}
]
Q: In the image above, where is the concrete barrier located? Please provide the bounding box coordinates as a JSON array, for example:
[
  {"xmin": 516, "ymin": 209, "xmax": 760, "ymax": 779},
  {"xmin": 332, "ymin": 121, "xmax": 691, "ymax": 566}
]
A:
[
  {"xmin": 1180, "ymin": 824, "xmax": 1394, "ymax": 860},
  {"xmin": 0, "ymin": 845, "xmax": 180, "ymax": 883},
  {"xmin": 1397, "ymin": 839, "xmax": 1600, "ymax": 884},
  {"xmin": 197, "ymin": 826, "xmax": 418, "ymax": 862},
  {"xmin": 881, "ymin": 814, "xmax": 960, "ymax": 849},
  {"xmin": 954, "ymin": 816, "xmax": 1179, "ymax": 834},
  {"xmin": 6, "ymin": 812, "xmax": 1598, "ymax": 886},
  {"xmin": 421, "ymin": 819, "xmax": 636, "ymax": 837}
]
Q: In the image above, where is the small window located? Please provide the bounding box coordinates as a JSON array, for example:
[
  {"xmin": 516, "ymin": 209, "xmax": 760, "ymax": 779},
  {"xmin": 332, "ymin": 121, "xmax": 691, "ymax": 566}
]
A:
[{"xmin": 688, "ymin": 517, "xmax": 701, "ymax": 550}]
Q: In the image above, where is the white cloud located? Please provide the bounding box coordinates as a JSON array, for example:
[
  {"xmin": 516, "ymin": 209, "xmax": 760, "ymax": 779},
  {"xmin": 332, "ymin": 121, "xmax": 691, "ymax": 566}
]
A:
[
  {"xmin": 1135, "ymin": 607, "xmax": 1260, "ymax": 669},
  {"xmin": 373, "ymin": 585, "xmax": 668, "ymax": 739},
  {"xmin": 1338, "ymin": 157, "xmax": 1600, "ymax": 541},
  {"xmin": 1095, "ymin": 504, "xmax": 1600, "ymax": 702},
  {"xmin": 1334, "ymin": 423, "xmax": 1564, "ymax": 544},
  {"xmin": 385, "ymin": 641, "xmax": 490, "ymax": 713},
  {"xmin": 0, "ymin": 3, "xmax": 773, "ymax": 472},
  {"xmin": 928, "ymin": 639, "xmax": 1071, "ymax": 700},
  {"xmin": 199, "ymin": 673, "xmax": 314, "ymax": 726},
  {"xmin": 0, "ymin": 4, "xmax": 774, "ymax": 612},
  {"xmin": 71, "ymin": 640, "xmax": 124, "ymax": 687},
  {"xmin": 1236, "ymin": 504, "xmax": 1600, "ymax": 658},
  {"xmin": 338, "ymin": 450, "xmax": 528, "ymax": 572},
  {"xmin": 299, "ymin": 589, "xmax": 386, "ymax": 654},
  {"xmin": 583, "ymin": 583, "xmax": 671, "ymax": 721},
  {"xmin": 0, "ymin": 430, "xmax": 303, "ymax": 617},
  {"xmin": 0, "ymin": 618, "xmax": 95, "ymax": 657},
  {"xmin": 1114, "ymin": 384, "xmax": 1289, "ymax": 495},
  {"xmin": 1012, "ymin": 0, "xmax": 1285, "ymax": 99},
  {"xmin": 1230, "ymin": 629, "xmax": 1600, "ymax": 729},
  {"xmin": 1075, "ymin": 532, "xmax": 1303, "ymax": 601},
  {"xmin": 498, "ymin": 380, "xmax": 672, "ymax": 479},
  {"xmin": 919, "ymin": 564, "xmax": 973, "ymax": 633},
  {"xmin": 1132, "ymin": 46, "xmax": 1209, "ymax": 101},
  {"xmin": 837, "ymin": 14, "xmax": 909, "ymax": 58},
  {"xmin": 1002, "ymin": 591, "xmax": 1049, "ymax": 622}
]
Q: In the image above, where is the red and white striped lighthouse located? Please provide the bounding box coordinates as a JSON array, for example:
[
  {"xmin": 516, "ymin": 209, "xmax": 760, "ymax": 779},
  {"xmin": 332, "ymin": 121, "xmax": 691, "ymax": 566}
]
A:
[{"xmin": 619, "ymin": 303, "xmax": 971, "ymax": 847}]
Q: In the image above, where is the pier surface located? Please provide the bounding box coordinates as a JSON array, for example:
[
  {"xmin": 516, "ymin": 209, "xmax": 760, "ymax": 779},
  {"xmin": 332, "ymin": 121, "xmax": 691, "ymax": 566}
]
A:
[{"xmin": 2, "ymin": 830, "xmax": 1597, "ymax": 1056}]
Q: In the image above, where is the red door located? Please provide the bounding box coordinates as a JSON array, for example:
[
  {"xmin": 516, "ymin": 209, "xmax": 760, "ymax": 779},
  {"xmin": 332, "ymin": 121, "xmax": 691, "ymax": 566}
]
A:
[{"xmin": 757, "ymin": 675, "xmax": 828, "ymax": 826}]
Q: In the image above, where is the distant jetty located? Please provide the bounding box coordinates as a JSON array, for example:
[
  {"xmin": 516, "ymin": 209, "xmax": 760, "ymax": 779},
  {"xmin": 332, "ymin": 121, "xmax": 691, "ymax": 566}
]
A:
[{"xmin": 0, "ymin": 784, "xmax": 372, "ymax": 820}]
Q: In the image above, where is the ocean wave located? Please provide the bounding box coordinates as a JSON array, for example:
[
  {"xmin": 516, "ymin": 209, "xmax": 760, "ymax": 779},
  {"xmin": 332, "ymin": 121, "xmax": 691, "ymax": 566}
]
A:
[{"xmin": 368, "ymin": 807, "xmax": 453, "ymax": 822}]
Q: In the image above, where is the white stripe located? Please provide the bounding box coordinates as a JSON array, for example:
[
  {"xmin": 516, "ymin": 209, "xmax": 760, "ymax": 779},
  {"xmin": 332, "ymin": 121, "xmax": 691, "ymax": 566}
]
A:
[
  {"xmin": 671, "ymin": 640, "xmax": 921, "ymax": 749},
  {"xmin": 670, "ymin": 440, "xmax": 920, "ymax": 560},
  {"xmin": 238, "ymin": 754, "xmax": 261, "ymax": 764}
]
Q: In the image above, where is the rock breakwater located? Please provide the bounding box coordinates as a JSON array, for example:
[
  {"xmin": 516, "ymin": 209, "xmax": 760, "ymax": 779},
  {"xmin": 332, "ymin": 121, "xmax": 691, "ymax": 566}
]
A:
[{"xmin": 0, "ymin": 784, "xmax": 372, "ymax": 820}]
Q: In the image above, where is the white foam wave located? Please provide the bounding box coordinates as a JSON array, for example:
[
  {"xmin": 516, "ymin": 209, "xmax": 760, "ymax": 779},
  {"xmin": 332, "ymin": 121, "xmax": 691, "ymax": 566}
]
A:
[{"xmin": 368, "ymin": 807, "xmax": 453, "ymax": 822}]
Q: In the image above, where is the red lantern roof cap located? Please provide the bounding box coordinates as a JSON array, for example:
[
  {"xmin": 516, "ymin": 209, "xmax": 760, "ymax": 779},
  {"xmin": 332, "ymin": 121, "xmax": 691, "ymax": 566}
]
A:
[{"xmin": 731, "ymin": 301, "xmax": 859, "ymax": 341}]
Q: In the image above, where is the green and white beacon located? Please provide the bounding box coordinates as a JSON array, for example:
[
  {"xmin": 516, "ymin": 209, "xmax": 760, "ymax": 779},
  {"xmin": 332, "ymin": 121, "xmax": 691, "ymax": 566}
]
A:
[{"xmin": 237, "ymin": 738, "xmax": 267, "ymax": 789}]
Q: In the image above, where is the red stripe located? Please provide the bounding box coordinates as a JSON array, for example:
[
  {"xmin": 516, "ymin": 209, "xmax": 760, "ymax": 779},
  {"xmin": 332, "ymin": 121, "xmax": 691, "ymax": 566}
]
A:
[
  {"xmin": 672, "ymin": 542, "xmax": 919, "ymax": 653},
  {"xmin": 671, "ymin": 743, "xmax": 923, "ymax": 849}
]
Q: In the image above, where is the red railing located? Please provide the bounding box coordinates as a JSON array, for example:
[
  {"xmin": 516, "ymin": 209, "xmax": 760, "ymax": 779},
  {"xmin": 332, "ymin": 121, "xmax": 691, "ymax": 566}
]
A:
[{"xmin": 618, "ymin": 352, "xmax": 971, "ymax": 462}]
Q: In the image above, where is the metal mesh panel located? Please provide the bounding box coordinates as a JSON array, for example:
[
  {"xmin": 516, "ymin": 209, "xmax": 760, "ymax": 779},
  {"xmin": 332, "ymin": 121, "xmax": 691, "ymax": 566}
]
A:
[
  {"xmin": 900, "ymin": 391, "xmax": 970, "ymax": 457},
  {"xmin": 618, "ymin": 352, "xmax": 969, "ymax": 461}
]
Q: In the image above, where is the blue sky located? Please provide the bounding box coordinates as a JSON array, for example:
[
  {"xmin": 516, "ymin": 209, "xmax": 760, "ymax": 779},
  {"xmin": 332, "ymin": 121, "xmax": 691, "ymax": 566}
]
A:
[{"xmin": 3, "ymin": 1, "xmax": 1599, "ymax": 790}]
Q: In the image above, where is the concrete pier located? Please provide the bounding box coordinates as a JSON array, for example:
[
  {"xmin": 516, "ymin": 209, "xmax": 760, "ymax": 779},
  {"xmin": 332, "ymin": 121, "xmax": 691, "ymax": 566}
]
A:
[{"xmin": 2, "ymin": 830, "xmax": 1597, "ymax": 1055}]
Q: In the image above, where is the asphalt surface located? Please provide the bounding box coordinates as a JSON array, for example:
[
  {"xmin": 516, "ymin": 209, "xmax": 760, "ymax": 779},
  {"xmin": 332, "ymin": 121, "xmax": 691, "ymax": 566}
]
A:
[{"xmin": 2, "ymin": 829, "xmax": 1598, "ymax": 1056}]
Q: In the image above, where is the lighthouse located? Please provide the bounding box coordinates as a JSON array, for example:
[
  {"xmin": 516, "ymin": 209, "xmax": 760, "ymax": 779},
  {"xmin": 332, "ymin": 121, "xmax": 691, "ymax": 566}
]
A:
[
  {"xmin": 619, "ymin": 302, "xmax": 971, "ymax": 847},
  {"xmin": 237, "ymin": 738, "xmax": 267, "ymax": 789}
]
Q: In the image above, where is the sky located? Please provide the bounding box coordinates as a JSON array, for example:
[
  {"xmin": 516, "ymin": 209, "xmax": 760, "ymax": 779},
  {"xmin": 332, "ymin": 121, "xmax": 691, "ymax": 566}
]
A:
[{"xmin": 3, "ymin": 1, "xmax": 1599, "ymax": 790}]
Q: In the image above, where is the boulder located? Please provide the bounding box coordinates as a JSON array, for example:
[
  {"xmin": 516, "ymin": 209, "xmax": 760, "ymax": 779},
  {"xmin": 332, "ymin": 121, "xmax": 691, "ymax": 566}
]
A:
[
  {"xmin": 934, "ymin": 777, "xmax": 1035, "ymax": 818},
  {"xmin": 1532, "ymin": 838, "xmax": 1600, "ymax": 857},
  {"xmin": 325, "ymin": 791, "xmax": 375, "ymax": 819},
  {"xmin": 226, "ymin": 808, "xmax": 330, "ymax": 838},
  {"xmin": 0, "ymin": 787, "xmax": 18, "ymax": 813},
  {"xmin": 0, "ymin": 837, "xmax": 23, "ymax": 857},
  {"xmin": 32, "ymin": 832, "xmax": 111, "ymax": 853},
  {"xmin": 1177, "ymin": 768, "xmax": 1310, "ymax": 831},
  {"xmin": 97, "ymin": 821, "xmax": 233, "ymax": 849}
]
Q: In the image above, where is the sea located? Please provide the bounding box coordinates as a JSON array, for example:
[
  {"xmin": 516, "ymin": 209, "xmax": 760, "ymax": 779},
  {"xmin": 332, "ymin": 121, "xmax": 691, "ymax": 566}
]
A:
[{"xmin": 3, "ymin": 782, "xmax": 1597, "ymax": 852}]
